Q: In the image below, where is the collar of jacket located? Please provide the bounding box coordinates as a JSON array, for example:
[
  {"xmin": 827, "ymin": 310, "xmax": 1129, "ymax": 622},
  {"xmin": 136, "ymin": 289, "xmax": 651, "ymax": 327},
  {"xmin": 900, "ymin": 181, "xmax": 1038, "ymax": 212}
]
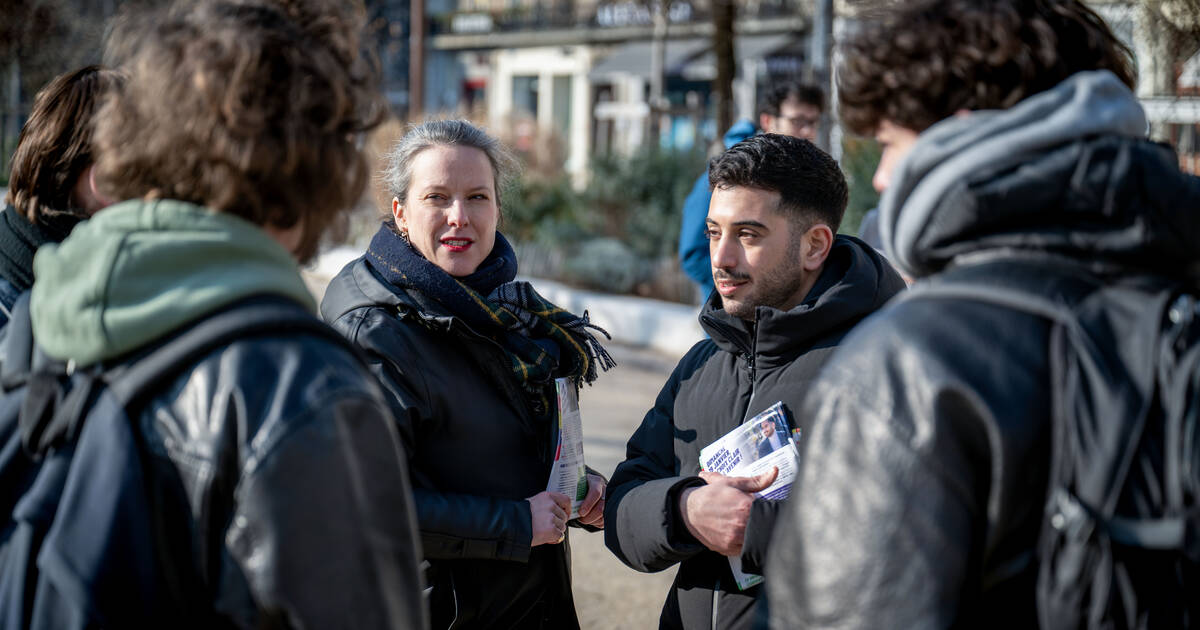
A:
[
  {"xmin": 877, "ymin": 70, "xmax": 1200, "ymax": 280},
  {"xmin": 700, "ymin": 235, "xmax": 906, "ymax": 369},
  {"xmin": 320, "ymin": 255, "xmax": 464, "ymax": 333},
  {"xmin": 905, "ymin": 133, "xmax": 1200, "ymax": 282},
  {"xmin": 30, "ymin": 198, "xmax": 315, "ymax": 366}
]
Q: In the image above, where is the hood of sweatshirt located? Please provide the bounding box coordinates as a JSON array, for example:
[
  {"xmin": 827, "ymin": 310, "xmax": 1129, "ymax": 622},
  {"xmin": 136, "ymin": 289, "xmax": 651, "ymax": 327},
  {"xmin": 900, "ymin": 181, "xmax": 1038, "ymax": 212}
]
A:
[
  {"xmin": 31, "ymin": 198, "xmax": 315, "ymax": 366},
  {"xmin": 878, "ymin": 70, "xmax": 1200, "ymax": 280},
  {"xmin": 723, "ymin": 118, "xmax": 759, "ymax": 149}
]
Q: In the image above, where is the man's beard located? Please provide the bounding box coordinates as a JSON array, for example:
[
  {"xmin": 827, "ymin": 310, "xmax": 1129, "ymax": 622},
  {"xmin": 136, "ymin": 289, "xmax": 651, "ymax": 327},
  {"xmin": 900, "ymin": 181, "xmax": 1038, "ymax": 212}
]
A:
[{"xmin": 716, "ymin": 238, "xmax": 808, "ymax": 320}]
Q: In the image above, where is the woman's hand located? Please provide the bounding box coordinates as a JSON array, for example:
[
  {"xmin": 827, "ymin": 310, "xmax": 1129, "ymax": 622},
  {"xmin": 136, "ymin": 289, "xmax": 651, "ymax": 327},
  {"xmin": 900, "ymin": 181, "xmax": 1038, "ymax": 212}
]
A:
[
  {"xmin": 527, "ymin": 491, "xmax": 571, "ymax": 546},
  {"xmin": 575, "ymin": 473, "xmax": 606, "ymax": 529}
]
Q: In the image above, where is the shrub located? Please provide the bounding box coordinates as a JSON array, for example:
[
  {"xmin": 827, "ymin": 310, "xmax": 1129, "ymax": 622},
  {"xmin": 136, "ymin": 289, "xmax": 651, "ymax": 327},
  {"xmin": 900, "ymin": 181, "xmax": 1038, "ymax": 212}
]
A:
[
  {"xmin": 840, "ymin": 135, "xmax": 881, "ymax": 237},
  {"xmin": 583, "ymin": 147, "xmax": 706, "ymax": 259},
  {"xmin": 560, "ymin": 238, "xmax": 645, "ymax": 294}
]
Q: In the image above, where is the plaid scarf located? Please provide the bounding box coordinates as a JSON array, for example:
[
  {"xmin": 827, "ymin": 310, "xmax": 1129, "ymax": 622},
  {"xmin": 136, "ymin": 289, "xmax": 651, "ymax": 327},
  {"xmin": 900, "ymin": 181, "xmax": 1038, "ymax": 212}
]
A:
[{"xmin": 366, "ymin": 222, "xmax": 615, "ymax": 402}]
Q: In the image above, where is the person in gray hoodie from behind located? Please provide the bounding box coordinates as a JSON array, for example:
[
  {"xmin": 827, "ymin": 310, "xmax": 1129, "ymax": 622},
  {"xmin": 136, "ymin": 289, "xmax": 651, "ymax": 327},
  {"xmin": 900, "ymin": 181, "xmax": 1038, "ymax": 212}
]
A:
[{"xmin": 767, "ymin": 1, "xmax": 1200, "ymax": 628}]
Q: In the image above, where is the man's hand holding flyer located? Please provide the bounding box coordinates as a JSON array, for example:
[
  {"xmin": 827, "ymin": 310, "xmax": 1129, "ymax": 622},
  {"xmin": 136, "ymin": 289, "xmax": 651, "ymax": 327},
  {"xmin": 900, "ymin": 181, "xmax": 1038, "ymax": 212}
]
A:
[{"xmin": 698, "ymin": 401, "xmax": 800, "ymax": 589}]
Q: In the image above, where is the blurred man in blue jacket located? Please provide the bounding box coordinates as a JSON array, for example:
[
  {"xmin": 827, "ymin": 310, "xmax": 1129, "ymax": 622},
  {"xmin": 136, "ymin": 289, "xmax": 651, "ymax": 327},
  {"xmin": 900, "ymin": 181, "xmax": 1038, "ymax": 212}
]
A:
[{"xmin": 679, "ymin": 81, "xmax": 824, "ymax": 300}]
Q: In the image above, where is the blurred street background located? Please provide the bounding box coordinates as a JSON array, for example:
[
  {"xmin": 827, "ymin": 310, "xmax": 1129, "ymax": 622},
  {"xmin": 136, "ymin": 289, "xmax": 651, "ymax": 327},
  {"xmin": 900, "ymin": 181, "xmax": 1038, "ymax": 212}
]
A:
[
  {"xmin": 571, "ymin": 341, "xmax": 681, "ymax": 630},
  {"xmin": 4, "ymin": 1, "xmax": 1200, "ymax": 309},
  {"xmin": 4, "ymin": 2, "xmax": 1200, "ymax": 627}
]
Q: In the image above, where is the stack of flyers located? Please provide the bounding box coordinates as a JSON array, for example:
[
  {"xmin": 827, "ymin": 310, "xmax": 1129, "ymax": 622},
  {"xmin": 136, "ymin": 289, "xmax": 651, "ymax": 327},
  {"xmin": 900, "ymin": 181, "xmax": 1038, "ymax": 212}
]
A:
[
  {"xmin": 698, "ymin": 401, "xmax": 800, "ymax": 589},
  {"xmin": 546, "ymin": 378, "xmax": 589, "ymax": 519}
]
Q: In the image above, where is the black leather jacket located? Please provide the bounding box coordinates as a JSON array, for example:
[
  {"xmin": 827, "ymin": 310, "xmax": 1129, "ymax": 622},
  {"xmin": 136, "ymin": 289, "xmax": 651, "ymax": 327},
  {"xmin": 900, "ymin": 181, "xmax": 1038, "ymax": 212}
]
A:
[
  {"xmin": 321, "ymin": 257, "xmax": 583, "ymax": 630},
  {"xmin": 134, "ymin": 310, "xmax": 427, "ymax": 629},
  {"xmin": 767, "ymin": 136, "xmax": 1200, "ymax": 628},
  {"xmin": 605, "ymin": 236, "xmax": 905, "ymax": 630}
]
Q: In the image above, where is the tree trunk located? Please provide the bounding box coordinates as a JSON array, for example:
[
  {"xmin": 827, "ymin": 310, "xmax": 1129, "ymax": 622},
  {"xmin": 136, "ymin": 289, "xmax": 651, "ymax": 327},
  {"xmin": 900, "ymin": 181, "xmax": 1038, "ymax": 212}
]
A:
[
  {"xmin": 712, "ymin": 0, "xmax": 736, "ymax": 135},
  {"xmin": 409, "ymin": 0, "xmax": 426, "ymax": 121},
  {"xmin": 1132, "ymin": 0, "xmax": 1190, "ymax": 141},
  {"xmin": 811, "ymin": 0, "xmax": 833, "ymax": 152},
  {"xmin": 648, "ymin": 0, "xmax": 668, "ymax": 148}
]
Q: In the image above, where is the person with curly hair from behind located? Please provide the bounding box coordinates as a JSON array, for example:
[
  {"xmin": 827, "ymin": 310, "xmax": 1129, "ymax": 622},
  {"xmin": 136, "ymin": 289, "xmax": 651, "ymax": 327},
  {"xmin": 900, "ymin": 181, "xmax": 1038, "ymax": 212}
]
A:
[
  {"xmin": 27, "ymin": 1, "xmax": 426, "ymax": 626},
  {"xmin": 766, "ymin": 1, "xmax": 1199, "ymax": 628}
]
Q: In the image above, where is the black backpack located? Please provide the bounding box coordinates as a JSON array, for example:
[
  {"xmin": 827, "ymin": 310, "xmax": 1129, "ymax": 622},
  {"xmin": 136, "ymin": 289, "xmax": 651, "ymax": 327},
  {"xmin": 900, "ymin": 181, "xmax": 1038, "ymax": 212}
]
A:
[
  {"xmin": 0, "ymin": 293, "xmax": 357, "ymax": 629},
  {"xmin": 910, "ymin": 263, "xmax": 1200, "ymax": 629}
]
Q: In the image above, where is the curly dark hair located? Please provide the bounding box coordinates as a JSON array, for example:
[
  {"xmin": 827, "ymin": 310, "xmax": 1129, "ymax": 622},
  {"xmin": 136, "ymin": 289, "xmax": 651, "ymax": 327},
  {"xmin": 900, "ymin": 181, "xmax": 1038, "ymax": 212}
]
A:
[
  {"xmin": 94, "ymin": 0, "xmax": 383, "ymax": 262},
  {"xmin": 5, "ymin": 65, "xmax": 125, "ymax": 225},
  {"xmin": 759, "ymin": 80, "xmax": 825, "ymax": 116},
  {"xmin": 837, "ymin": 0, "xmax": 1136, "ymax": 135},
  {"xmin": 708, "ymin": 134, "xmax": 848, "ymax": 233}
]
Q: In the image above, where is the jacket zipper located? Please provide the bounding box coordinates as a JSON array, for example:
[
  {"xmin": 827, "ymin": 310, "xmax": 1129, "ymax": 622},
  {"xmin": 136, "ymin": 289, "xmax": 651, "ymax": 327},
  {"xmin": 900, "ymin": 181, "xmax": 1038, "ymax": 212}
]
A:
[
  {"xmin": 699, "ymin": 315, "xmax": 758, "ymax": 417},
  {"xmin": 700, "ymin": 314, "xmax": 757, "ymax": 630},
  {"xmin": 740, "ymin": 322, "xmax": 759, "ymax": 423},
  {"xmin": 741, "ymin": 350, "xmax": 757, "ymax": 423},
  {"xmin": 711, "ymin": 580, "xmax": 720, "ymax": 630}
]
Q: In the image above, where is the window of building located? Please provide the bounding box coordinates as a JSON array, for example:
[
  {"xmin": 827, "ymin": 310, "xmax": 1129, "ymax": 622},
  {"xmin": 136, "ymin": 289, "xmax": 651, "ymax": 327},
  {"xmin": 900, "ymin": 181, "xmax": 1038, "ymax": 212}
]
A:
[
  {"xmin": 552, "ymin": 74, "xmax": 573, "ymax": 152},
  {"xmin": 513, "ymin": 75, "xmax": 539, "ymax": 118}
]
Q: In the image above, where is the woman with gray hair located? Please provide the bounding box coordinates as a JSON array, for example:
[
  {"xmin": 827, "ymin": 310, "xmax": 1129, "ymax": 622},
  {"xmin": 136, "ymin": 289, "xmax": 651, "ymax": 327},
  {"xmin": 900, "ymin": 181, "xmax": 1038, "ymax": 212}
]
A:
[{"xmin": 321, "ymin": 119, "xmax": 613, "ymax": 629}]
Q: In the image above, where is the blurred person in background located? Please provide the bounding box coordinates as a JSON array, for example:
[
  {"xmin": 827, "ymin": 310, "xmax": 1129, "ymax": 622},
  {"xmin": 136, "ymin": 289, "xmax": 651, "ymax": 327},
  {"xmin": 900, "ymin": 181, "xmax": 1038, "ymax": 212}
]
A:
[
  {"xmin": 768, "ymin": 0, "xmax": 1200, "ymax": 627},
  {"xmin": 605, "ymin": 134, "xmax": 904, "ymax": 630},
  {"xmin": 28, "ymin": 1, "xmax": 426, "ymax": 626},
  {"xmin": 0, "ymin": 65, "xmax": 122, "ymax": 329},
  {"xmin": 321, "ymin": 119, "xmax": 612, "ymax": 630},
  {"xmin": 679, "ymin": 81, "xmax": 825, "ymax": 301}
]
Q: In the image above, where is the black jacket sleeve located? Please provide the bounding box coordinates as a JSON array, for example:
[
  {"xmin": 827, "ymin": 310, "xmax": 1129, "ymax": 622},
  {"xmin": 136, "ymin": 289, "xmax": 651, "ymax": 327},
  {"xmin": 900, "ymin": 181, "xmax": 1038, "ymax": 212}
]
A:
[
  {"xmin": 604, "ymin": 357, "xmax": 707, "ymax": 572},
  {"xmin": 740, "ymin": 498, "xmax": 782, "ymax": 575},
  {"xmin": 342, "ymin": 307, "xmax": 534, "ymax": 564},
  {"xmin": 225, "ymin": 388, "xmax": 428, "ymax": 630}
]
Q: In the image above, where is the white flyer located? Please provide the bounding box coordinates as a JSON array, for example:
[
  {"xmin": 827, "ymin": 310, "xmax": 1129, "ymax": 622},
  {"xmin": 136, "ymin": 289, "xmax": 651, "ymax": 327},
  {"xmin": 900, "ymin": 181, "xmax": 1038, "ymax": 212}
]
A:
[
  {"xmin": 546, "ymin": 377, "xmax": 589, "ymax": 519},
  {"xmin": 699, "ymin": 401, "xmax": 801, "ymax": 590}
]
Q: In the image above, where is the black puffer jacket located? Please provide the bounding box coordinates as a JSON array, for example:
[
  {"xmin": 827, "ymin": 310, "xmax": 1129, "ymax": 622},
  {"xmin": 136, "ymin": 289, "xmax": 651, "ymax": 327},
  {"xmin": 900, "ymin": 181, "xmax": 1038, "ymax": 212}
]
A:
[
  {"xmin": 604, "ymin": 236, "xmax": 905, "ymax": 630},
  {"xmin": 134, "ymin": 304, "xmax": 427, "ymax": 629},
  {"xmin": 321, "ymin": 257, "xmax": 583, "ymax": 630},
  {"xmin": 766, "ymin": 134, "xmax": 1200, "ymax": 628}
]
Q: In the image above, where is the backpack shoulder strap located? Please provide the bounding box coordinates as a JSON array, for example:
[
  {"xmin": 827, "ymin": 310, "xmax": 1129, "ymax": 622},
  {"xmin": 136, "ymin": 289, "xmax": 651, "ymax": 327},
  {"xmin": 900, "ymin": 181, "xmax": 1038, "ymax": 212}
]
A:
[
  {"xmin": 17, "ymin": 295, "xmax": 354, "ymax": 457},
  {"xmin": 904, "ymin": 280, "xmax": 1073, "ymax": 324},
  {"xmin": 103, "ymin": 295, "xmax": 358, "ymax": 410},
  {"xmin": 897, "ymin": 252, "xmax": 1125, "ymax": 326},
  {"xmin": 901, "ymin": 275, "xmax": 1091, "ymax": 332}
]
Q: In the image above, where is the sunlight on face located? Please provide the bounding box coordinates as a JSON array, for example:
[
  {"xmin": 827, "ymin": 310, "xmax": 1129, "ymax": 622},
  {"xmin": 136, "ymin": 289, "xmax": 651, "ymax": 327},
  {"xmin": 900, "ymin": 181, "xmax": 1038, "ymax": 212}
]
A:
[
  {"xmin": 872, "ymin": 119, "xmax": 921, "ymax": 194},
  {"xmin": 394, "ymin": 145, "xmax": 499, "ymax": 277},
  {"xmin": 706, "ymin": 186, "xmax": 811, "ymax": 320}
]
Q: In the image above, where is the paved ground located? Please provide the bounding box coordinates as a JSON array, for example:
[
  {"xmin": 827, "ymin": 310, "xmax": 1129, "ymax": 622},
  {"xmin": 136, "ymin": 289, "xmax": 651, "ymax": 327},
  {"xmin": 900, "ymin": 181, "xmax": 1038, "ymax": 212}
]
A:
[{"xmin": 570, "ymin": 342, "xmax": 689, "ymax": 630}]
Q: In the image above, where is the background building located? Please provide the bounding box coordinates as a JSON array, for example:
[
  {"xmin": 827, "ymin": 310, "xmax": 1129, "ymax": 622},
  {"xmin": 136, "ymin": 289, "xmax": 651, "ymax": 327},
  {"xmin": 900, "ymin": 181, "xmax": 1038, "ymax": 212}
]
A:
[{"xmin": 421, "ymin": 0, "xmax": 812, "ymax": 180}]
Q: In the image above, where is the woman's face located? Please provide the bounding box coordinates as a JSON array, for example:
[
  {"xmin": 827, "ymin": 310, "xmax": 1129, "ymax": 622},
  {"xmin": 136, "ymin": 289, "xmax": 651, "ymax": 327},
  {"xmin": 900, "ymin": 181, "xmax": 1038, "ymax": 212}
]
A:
[{"xmin": 394, "ymin": 144, "xmax": 499, "ymax": 277}]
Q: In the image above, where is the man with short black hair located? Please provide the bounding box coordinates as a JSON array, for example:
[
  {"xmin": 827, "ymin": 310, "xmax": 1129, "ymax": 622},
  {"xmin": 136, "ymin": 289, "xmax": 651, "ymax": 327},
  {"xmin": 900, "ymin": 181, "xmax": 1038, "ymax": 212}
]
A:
[
  {"xmin": 767, "ymin": 1, "xmax": 1200, "ymax": 628},
  {"xmin": 606, "ymin": 134, "xmax": 905, "ymax": 630},
  {"xmin": 679, "ymin": 81, "xmax": 825, "ymax": 299}
]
